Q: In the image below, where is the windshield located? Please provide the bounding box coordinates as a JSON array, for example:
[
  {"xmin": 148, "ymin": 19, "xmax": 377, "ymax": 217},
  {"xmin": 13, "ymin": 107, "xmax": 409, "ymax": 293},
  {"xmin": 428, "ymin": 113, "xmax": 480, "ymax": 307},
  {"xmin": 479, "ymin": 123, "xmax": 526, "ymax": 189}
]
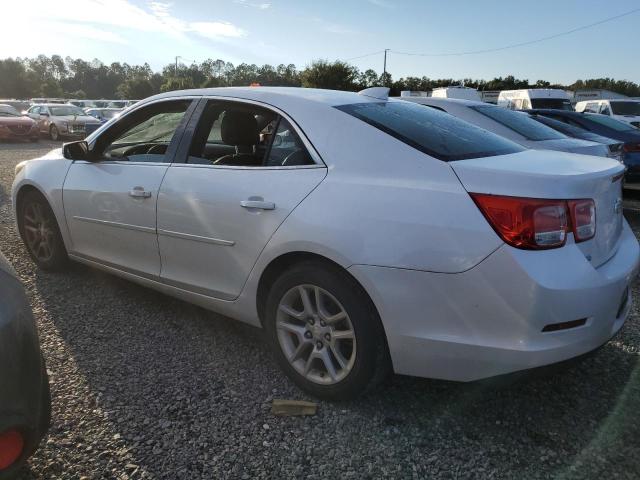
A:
[
  {"xmin": 0, "ymin": 106, "xmax": 20, "ymax": 117},
  {"xmin": 101, "ymin": 110, "xmax": 120, "ymax": 119},
  {"xmin": 50, "ymin": 106, "xmax": 85, "ymax": 116},
  {"xmin": 584, "ymin": 113, "xmax": 637, "ymax": 131},
  {"xmin": 336, "ymin": 101, "xmax": 523, "ymax": 161},
  {"xmin": 610, "ymin": 101, "xmax": 640, "ymax": 116},
  {"xmin": 530, "ymin": 98, "xmax": 573, "ymax": 110},
  {"xmin": 471, "ymin": 105, "xmax": 566, "ymax": 141}
]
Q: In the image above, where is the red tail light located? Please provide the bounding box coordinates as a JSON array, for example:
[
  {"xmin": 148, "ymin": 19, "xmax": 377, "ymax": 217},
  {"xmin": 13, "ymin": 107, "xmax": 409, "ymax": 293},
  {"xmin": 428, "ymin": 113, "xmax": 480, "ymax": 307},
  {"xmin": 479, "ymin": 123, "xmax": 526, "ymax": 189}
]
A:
[
  {"xmin": 470, "ymin": 194, "xmax": 595, "ymax": 250},
  {"xmin": 568, "ymin": 199, "xmax": 596, "ymax": 242},
  {"xmin": 0, "ymin": 429, "xmax": 24, "ymax": 470},
  {"xmin": 623, "ymin": 143, "xmax": 640, "ymax": 153}
]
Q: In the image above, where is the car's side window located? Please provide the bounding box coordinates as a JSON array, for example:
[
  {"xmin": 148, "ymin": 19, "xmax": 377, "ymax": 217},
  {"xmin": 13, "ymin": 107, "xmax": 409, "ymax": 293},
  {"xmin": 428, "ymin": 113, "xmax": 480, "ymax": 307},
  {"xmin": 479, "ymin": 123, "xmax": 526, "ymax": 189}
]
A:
[
  {"xmin": 600, "ymin": 103, "xmax": 611, "ymax": 116},
  {"xmin": 29, "ymin": 107, "xmax": 40, "ymax": 115},
  {"xmin": 93, "ymin": 100, "xmax": 191, "ymax": 163},
  {"xmin": 265, "ymin": 118, "xmax": 314, "ymax": 167},
  {"xmin": 187, "ymin": 100, "xmax": 314, "ymax": 167}
]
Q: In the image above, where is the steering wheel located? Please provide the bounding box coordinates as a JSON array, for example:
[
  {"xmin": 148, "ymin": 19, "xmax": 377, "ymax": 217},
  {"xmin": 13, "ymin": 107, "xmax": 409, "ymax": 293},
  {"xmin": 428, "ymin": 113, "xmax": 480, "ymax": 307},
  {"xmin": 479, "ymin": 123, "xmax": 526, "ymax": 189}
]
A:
[
  {"xmin": 282, "ymin": 149, "xmax": 308, "ymax": 166},
  {"xmin": 146, "ymin": 144, "xmax": 165, "ymax": 155}
]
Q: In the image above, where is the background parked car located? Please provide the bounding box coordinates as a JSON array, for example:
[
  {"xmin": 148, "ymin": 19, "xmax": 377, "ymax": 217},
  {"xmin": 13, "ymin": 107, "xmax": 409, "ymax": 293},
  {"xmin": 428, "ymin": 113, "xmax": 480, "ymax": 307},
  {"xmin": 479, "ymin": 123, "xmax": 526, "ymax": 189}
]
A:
[
  {"xmin": 527, "ymin": 112, "xmax": 624, "ymax": 161},
  {"xmin": 0, "ymin": 100, "xmax": 31, "ymax": 113},
  {"xmin": 26, "ymin": 104, "xmax": 101, "ymax": 141},
  {"xmin": 0, "ymin": 250, "xmax": 50, "ymax": 477},
  {"xmin": 84, "ymin": 108, "xmax": 123, "ymax": 135},
  {"xmin": 575, "ymin": 99, "xmax": 640, "ymax": 129},
  {"xmin": 400, "ymin": 97, "xmax": 611, "ymax": 157},
  {"xmin": 498, "ymin": 88, "xmax": 573, "ymax": 111},
  {"xmin": 529, "ymin": 109, "xmax": 640, "ymax": 182},
  {"xmin": 0, "ymin": 105, "xmax": 39, "ymax": 142}
]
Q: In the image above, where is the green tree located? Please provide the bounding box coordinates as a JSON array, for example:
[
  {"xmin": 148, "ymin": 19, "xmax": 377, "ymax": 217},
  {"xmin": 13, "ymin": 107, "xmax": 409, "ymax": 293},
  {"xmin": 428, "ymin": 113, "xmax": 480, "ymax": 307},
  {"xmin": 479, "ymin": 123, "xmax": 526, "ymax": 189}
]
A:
[{"xmin": 300, "ymin": 60, "xmax": 359, "ymax": 90}]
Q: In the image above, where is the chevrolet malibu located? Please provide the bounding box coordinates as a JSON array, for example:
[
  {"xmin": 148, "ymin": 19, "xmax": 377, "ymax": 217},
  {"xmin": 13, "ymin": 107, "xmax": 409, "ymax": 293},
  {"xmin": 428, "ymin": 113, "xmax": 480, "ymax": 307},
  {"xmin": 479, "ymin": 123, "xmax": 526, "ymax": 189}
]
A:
[{"xmin": 12, "ymin": 87, "xmax": 639, "ymax": 400}]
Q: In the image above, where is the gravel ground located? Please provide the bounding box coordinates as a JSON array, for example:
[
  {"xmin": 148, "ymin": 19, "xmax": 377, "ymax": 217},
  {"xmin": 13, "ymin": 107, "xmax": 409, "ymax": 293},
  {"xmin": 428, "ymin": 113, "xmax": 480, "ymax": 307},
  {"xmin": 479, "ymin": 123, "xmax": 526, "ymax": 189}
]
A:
[{"xmin": 1, "ymin": 141, "xmax": 639, "ymax": 479}]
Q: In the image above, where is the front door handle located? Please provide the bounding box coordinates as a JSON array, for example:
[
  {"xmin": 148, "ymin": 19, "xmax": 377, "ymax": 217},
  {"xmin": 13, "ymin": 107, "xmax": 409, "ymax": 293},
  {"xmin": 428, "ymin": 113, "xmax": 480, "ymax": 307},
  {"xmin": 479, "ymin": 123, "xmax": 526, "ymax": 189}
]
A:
[
  {"xmin": 240, "ymin": 199, "xmax": 275, "ymax": 210},
  {"xmin": 129, "ymin": 186, "xmax": 152, "ymax": 198}
]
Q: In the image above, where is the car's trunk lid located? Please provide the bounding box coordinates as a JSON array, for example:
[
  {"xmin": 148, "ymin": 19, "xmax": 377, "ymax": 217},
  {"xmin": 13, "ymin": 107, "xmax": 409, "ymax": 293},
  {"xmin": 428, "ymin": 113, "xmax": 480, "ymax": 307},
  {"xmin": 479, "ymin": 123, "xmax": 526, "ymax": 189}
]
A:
[
  {"xmin": 534, "ymin": 138, "xmax": 609, "ymax": 157},
  {"xmin": 451, "ymin": 150, "xmax": 625, "ymax": 267}
]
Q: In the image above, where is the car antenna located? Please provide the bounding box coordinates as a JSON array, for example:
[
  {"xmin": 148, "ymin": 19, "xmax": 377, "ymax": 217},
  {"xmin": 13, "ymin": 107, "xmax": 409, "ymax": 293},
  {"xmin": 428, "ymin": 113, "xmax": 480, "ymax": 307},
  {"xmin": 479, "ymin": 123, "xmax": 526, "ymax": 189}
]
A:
[{"xmin": 358, "ymin": 87, "xmax": 390, "ymax": 101}]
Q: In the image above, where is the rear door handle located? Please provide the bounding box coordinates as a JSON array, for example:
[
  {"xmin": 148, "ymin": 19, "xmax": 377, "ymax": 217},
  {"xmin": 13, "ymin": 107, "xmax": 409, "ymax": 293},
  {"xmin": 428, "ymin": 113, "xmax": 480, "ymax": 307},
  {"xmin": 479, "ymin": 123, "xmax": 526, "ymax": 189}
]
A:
[
  {"xmin": 240, "ymin": 200, "xmax": 275, "ymax": 210},
  {"xmin": 129, "ymin": 186, "xmax": 152, "ymax": 198}
]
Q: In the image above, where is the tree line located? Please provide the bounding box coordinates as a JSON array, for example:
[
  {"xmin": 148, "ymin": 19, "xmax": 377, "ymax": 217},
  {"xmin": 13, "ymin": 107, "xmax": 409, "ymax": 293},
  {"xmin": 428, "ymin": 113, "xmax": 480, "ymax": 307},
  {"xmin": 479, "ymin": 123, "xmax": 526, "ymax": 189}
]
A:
[{"xmin": 1, "ymin": 54, "xmax": 639, "ymax": 100}]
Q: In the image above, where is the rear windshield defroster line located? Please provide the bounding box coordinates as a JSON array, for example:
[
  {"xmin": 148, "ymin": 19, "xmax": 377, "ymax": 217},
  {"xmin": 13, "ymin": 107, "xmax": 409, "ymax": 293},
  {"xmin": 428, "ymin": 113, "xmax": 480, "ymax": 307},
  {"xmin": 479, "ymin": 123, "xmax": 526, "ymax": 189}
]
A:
[{"xmin": 335, "ymin": 102, "xmax": 523, "ymax": 162}]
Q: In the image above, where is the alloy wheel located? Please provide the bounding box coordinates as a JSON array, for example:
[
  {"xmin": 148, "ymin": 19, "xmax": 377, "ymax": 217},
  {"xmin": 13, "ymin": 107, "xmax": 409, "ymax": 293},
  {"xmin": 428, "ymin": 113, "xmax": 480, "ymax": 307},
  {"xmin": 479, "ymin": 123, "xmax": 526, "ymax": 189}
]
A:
[
  {"xmin": 22, "ymin": 202, "xmax": 55, "ymax": 262},
  {"xmin": 276, "ymin": 284, "xmax": 356, "ymax": 385}
]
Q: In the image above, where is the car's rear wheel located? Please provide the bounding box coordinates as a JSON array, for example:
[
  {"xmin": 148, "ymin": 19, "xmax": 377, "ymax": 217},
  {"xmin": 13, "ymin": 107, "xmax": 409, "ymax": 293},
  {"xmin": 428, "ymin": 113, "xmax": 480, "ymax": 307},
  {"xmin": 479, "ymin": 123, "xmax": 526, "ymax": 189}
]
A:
[
  {"xmin": 264, "ymin": 261, "xmax": 390, "ymax": 400},
  {"xmin": 48, "ymin": 125, "xmax": 59, "ymax": 141},
  {"xmin": 18, "ymin": 190, "xmax": 68, "ymax": 271}
]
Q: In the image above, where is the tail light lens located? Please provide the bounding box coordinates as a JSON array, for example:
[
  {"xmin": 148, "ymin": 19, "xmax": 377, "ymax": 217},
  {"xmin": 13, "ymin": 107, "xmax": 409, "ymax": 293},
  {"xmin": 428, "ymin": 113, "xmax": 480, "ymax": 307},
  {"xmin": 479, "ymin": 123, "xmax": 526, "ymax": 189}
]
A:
[
  {"xmin": 568, "ymin": 199, "xmax": 596, "ymax": 242},
  {"xmin": 470, "ymin": 194, "xmax": 595, "ymax": 250},
  {"xmin": 623, "ymin": 143, "xmax": 640, "ymax": 153},
  {"xmin": 0, "ymin": 429, "xmax": 24, "ymax": 470}
]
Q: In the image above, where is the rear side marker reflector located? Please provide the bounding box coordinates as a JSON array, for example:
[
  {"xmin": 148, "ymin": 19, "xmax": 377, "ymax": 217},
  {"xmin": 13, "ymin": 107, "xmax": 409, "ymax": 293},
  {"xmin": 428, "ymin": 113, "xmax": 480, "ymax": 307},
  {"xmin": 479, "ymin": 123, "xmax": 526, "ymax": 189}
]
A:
[
  {"xmin": 470, "ymin": 193, "xmax": 596, "ymax": 250},
  {"xmin": 542, "ymin": 318, "xmax": 587, "ymax": 332}
]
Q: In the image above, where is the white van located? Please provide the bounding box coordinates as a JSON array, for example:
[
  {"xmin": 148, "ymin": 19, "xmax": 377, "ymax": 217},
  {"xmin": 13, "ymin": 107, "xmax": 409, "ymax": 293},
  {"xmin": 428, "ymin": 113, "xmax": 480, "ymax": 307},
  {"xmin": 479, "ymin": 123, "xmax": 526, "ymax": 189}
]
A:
[
  {"xmin": 431, "ymin": 86, "xmax": 481, "ymax": 101},
  {"xmin": 575, "ymin": 99, "xmax": 640, "ymax": 129},
  {"xmin": 498, "ymin": 89, "xmax": 573, "ymax": 111}
]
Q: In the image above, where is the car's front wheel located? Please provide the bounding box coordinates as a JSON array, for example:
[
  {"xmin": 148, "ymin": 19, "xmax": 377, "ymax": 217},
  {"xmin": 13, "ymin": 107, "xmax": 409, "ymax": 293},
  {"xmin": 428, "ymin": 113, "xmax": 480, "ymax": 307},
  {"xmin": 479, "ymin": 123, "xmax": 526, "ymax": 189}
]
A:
[
  {"xmin": 264, "ymin": 261, "xmax": 390, "ymax": 400},
  {"xmin": 49, "ymin": 125, "xmax": 59, "ymax": 141},
  {"xmin": 17, "ymin": 190, "xmax": 68, "ymax": 271}
]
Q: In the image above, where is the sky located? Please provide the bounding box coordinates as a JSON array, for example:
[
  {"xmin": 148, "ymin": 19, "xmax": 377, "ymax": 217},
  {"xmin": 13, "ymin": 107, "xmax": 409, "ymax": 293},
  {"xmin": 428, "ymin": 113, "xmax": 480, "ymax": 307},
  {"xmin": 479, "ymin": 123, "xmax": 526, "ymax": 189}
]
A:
[{"xmin": 2, "ymin": 0, "xmax": 640, "ymax": 84}]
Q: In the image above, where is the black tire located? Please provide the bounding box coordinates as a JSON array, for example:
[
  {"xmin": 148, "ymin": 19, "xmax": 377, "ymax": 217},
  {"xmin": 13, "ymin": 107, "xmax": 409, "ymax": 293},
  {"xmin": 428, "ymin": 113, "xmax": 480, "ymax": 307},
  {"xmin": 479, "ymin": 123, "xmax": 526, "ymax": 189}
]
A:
[
  {"xmin": 48, "ymin": 124, "xmax": 59, "ymax": 141},
  {"xmin": 17, "ymin": 190, "xmax": 69, "ymax": 271},
  {"xmin": 264, "ymin": 260, "xmax": 391, "ymax": 401}
]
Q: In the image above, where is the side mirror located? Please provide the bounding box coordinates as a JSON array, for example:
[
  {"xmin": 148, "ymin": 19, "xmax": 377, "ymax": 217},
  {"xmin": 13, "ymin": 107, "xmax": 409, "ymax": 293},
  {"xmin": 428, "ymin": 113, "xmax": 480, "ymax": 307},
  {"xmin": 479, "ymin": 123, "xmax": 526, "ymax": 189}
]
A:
[{"xmin": 63, "ymin": 140, "xmax": 92, "ymax": 161}]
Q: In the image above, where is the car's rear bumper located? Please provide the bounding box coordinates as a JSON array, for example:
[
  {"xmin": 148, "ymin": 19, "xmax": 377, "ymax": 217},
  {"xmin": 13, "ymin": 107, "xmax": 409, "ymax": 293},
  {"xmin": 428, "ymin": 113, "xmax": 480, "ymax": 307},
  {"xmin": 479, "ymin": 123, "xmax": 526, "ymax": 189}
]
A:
[
  {"xmin": 349, "ymin": 221, "xmax": 640, "ymax": 382},
  {"xmin": 0, "ymin": 270, "xmax": 50, "ymax": 476}
]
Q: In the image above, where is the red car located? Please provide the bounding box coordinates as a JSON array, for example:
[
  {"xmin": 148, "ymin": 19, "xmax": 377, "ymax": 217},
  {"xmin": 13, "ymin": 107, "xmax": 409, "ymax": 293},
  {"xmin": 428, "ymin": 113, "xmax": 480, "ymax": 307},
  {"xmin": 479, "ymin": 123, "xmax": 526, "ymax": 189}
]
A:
[{"xmin": 0, "ymin": 105, "xmax": 38, "ymax": 142}]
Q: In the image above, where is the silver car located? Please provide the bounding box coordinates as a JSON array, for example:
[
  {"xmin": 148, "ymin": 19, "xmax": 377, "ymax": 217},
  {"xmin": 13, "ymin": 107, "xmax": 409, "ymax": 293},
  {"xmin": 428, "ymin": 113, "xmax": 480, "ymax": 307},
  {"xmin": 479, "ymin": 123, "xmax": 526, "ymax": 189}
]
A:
[{"xmin": 26, "ymin": 104, "xmax": 101, "ymax": 141}]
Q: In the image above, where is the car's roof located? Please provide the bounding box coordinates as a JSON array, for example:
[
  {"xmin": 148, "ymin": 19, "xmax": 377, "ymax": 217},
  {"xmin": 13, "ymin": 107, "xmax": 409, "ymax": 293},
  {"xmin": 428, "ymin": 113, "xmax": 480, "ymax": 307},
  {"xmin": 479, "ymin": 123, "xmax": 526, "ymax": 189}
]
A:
[{"xmin": 143, "ymin": 86, "xmax": 383, "ymax": 107}]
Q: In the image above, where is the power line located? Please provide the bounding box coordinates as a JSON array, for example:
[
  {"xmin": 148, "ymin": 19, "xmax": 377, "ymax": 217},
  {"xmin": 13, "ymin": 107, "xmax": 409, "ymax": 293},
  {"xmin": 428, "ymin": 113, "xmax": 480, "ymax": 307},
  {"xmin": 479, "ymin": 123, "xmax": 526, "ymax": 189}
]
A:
[
  {"xmin": 353, "ymin": 8, "xmax": 640, "ymax": 60},
  {"xmin": 344, "ymin": 50, "xmax": 386, "ymax": 62}
]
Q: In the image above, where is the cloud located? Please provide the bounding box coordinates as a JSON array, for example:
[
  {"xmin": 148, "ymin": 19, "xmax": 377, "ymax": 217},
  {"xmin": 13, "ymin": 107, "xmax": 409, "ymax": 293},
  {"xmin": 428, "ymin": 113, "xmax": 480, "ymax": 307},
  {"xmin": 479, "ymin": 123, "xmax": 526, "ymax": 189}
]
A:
[
  {"xmin": 16, "ymin": 0, "xmax": 247, "ymax": 44},
  {"xmin": 234, "ymin": 0, "xmax": 271, "ymax": 9},
  {"xmin": 190, "ymin": 22, "xmax": 246, "ymax": 39}
]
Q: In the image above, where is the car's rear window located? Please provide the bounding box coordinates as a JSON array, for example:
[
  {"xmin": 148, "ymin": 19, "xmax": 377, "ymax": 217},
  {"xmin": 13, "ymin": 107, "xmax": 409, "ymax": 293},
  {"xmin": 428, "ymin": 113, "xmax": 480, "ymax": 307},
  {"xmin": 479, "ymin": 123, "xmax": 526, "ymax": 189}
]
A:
[
  {"xmin": 584, "ymin": 114, "xmax": 637, "ymax": 131},
  {"xmin": 335, "ymin": 101, "xmax": 523, "ymax": 161},
  {"xmin": 470, "ymin": 105, "xmax": 566, "ymax": 141}
]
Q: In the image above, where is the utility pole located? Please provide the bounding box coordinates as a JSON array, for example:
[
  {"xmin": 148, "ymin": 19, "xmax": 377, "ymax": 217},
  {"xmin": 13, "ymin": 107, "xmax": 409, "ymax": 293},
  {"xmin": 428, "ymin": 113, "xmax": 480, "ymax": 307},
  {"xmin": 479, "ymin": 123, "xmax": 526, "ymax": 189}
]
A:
[
  {"xmin": 175, "ymin": 56, "xmax": 182, "ymax": 76},
  {"xmin": 383, "ymin": 49, "xmax": 389, "ymax": 86}
]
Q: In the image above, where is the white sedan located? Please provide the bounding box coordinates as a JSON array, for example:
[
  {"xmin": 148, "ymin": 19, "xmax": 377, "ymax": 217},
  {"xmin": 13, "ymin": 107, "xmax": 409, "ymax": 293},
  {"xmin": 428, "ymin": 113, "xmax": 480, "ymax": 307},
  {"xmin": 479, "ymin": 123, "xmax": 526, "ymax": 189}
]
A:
[{"xmin": 12, "ymin": 87, "xmax": 639, "ymax": 400}]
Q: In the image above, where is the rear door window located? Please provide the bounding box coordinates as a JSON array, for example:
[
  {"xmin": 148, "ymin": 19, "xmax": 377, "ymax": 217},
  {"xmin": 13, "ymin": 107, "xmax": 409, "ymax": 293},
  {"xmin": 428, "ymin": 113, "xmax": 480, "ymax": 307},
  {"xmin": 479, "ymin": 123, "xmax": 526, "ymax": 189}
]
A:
[
  {"xmin": 188, "ymin": 100, "xmax": 315, "ymax": 167},
  {"xmin": 336, "ymin": 101, "xmax": 523, "ymax": 161}
]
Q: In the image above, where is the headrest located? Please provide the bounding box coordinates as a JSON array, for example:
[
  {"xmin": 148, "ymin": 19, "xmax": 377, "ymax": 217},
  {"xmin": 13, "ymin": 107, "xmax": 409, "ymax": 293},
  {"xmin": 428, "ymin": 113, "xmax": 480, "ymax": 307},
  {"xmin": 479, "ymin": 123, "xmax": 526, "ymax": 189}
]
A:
[{"xmin": 221, "ymin": 111, "xmax": 259, "ymax": 146}]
